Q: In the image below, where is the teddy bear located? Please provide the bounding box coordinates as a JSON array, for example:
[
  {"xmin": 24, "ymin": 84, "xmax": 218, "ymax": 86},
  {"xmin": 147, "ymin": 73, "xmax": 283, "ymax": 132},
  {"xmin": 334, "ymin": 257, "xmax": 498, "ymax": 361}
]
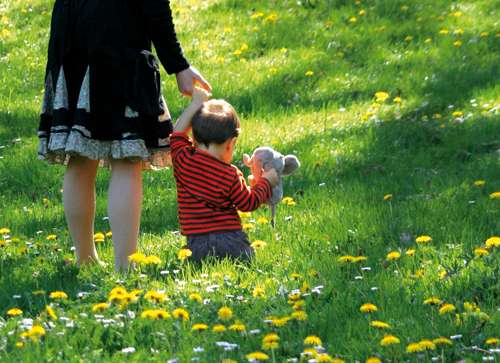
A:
[{"xmin": 243, "ymin": 147, "xmax": 300, "ymax": 226}]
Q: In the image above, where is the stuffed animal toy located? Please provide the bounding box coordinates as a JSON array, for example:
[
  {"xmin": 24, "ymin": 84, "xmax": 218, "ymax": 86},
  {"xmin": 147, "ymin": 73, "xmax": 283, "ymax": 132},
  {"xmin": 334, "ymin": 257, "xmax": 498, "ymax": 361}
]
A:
[{"xmin": 243, "ymin": 147, "xmax": 300, "ymax": 226}]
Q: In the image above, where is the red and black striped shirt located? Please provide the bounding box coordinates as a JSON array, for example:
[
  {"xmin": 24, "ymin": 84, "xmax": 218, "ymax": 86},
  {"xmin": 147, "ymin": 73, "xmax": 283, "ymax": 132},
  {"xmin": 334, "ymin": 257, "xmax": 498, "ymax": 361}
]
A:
[{"xmin": 170, "ymin": 132, "xmax": 272, "ymax": 235}]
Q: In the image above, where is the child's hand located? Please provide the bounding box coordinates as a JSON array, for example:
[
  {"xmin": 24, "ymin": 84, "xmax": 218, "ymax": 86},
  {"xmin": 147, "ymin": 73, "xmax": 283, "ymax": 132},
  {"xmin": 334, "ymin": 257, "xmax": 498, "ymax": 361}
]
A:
[
  {"xmin": 191, "ymin": 87, "xmax": 211, "ymax": 106},
  {"xmin": 262, "ymin": 168, "xmax": 279, "ymax": 187}
]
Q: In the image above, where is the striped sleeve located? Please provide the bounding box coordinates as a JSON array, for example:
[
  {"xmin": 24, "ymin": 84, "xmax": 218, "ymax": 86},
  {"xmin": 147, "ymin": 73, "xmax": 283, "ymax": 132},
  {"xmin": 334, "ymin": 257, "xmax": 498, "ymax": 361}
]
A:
[
  {"xmin": 229, "ymin": 169, "xmax": 272, "ymax": 212},
  {"xmin": 170, "ymin": 131, "xmax": 192, "ymax": 164}
]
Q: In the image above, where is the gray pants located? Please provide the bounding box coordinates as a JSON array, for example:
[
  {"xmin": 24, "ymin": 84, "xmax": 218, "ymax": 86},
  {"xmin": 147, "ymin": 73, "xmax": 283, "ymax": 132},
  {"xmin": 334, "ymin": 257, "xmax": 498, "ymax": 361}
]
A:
[{"xmin": 185, "ymin": 230, "xmax": 254, "ymax": 263}]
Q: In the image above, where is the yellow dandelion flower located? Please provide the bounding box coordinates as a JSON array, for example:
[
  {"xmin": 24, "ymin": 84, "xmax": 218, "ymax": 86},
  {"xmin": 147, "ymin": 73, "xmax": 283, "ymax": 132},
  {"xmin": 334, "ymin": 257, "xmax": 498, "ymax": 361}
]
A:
[
  {"xmin": 490, "ymin": 191, "xmax": 500, "ymax": 199},
  {"xmin": 349, "ymin": 16, "xmax": 357, "ymax": 23},
  {"xmin": 416, "ymin": 235, "xmax": 432, "ymax": 244},
  {"xmin": 7, "ymin": 308, "xmax": 23, "ymax": 317},
  {"xmin": 15, "ymin": 341, "xmax": 23, "ymax": 348},
  {"xmin": 242, "ymin": 222, "xmax": 255, "ymax": 232},
  {"xmin": 452, "ymin": 111, "xmax": 463, "ymax": 118},
  {"xmin": 0, "ymin": 228, "xmax": 10, "ymax": 234},
  {"xmin": 291, "ymin": 310, "xmax": 308, "ymax": 321},
  {"xmin": 229, "ymin": 321, "xmax": 246, "ymax": 332},
  {"xmin": 177, "ymin": 248, "xmax": 192, "ymax": 261},
  {"xmin": 23, "ymin": 325, "xmax": 46, "ymax": 341},
  {"xmin": 360, "ymin": 303, "xmax": 378, "ymax": 313},
  {"xmin": 380, "ymin": 335, "xmax": 400, "ymax": 346},
  {"xmin": 485, "ymin": 236, "xmax": 500, "ymax": 248},
  {"xmin": 406, "ymin": 342, "xmax": 423, "ymax": 353},
  {"xmin": 238, "ymin": 211, "xmax": 252, "ymax": 218},
  {"xmin": 246, "ymin": 352, "xmax": 269, "ymax": 361},
  {"xmin": 141, "ymin": 309, "xmax": 169, "ymax": 320},
  {"xmin": 418, "ymin": 339, "xmax": 436, "ymax": 350},
  {"xmin": 218, "ymin": 306, "xmax": 233, "ymax": 321},
  {"xmin": 486, "ymin": 338, "xmax": 499, "ymax": 345},
  {"xmin": 352, "ymin": 256, "xmax": 367, "ymax": 262},
  {"xmin": 404, "ymin": 35, "xmax": 413, "ymax": 42},
  {"xmin": 251, "ymin": 240, "xmax": 267, "ymax": 249},
  {"xmin": 49, "ymin": 291, "xmax": 68, "ymax": 300},
  {"xmin": 474, "ymin": 247, "xmax": 489, "ymax": 256},
  {"xmin": 144, "ymin": 290, "xmax": 166, "ymax": 303},
  {"xmin": 92, "ymin": 302, "xmax": 109, "ymax": 313},
  {"xmin": 433, "ymin": 337, "xmax": 452, "ymax": 346},
  {"xmin": 253, "ymin": 287, "xmax": 266, "ymax": 298},
  {"xmin": 262, "ymin": 333, "xmax": 280, "ymax": 350},
  {"xmin": 293, "ymin": 300, "xmax": 306, "ymax": 310},
  {"xmin": 471, "ymin": 179, "xmax": 486, "ymax": 187},
  {"xmin": 439, "ymin": 29, "xmax": 449, "ymax": 35},
  {"xmin": 339, "ymin": 255, "xmax": 355, "ymax": 263},
  {"xmin": 144, "ymin": 255, "xmax": 162, "ymax": 265},
  {"xmin": 93, "ymin": 232, "xmax": 105, "ymax": 242},
  {"xmin": 45, "ymin": 305, "xmax": 57, "ymax": 320},
  {"xmin": 424, "ymin": 297, "xmax": 441, "ymax": 305},
  {"xmin": 46, "ymin": 234, "xmax": 57, "ymax": 241},
  {"xmin": 172, "ymin": 308, "xmax": 189, "ymax": 321},
  {"xmin": 264, "ymin": 14, "xmax": 278, "ymax": 23},
  {"xmin": 439, "ymin": 303, "xmax": 456, "ymax": 315},
  {"xmin": 383, "ymin": 194, "xmax": 393, "ymax": 201},
  {"xmin": 366, "ymin": 358, "xmax": 382, "ymax": 363},
  {"xmin": 192, "ymin": 323, "xmax": 208, "ymax": 331},
  {"xmin": 189, "ymin": 293, "xmax": 202, "ymax": 303},
  {"xmin": 453, "ymin": 40, "xmax": 462, "ymax": 47},
  {"xmin": 370, "ymin": 320, "xmax": 391, "ymax": 329},
  {"xmin": 305, "ymin": 70, "xmax": 314, "ymax": 77},
  {"xmin": 250, "ymin": 12, "xmax": 265, "ymax": 20},
  {"xmin": 212, "ymin": 324, "xmax": 226, "ymax": 332},
  {"xmin": 480, "ymin": 31, "xmax": 489, "ymax": 37},
  {"xmin": 257, "ymin": 217, "xmax": 269, "ymax": 225},
  {"xmin": 106, "ymin": 231, "xmax": 113, "ymax": 238},
  {"xmin": 386, "ymin": 251, "xmax": 401, "ymax": 261},
  {"xmin": 406, "ymin": 248, "xmax": 416, "ymax": 256},
  {"xmin": 304, "ymin": 335, "xmax": 322, "ymax": 346},
  {"xmin": 271, "ymin": 316, "xmax": 290, "ymax": 327},
  {"xmin": 302, "ymin": 347, "xmax": 318, "ymax": 358},
  {"xmin": 282, "ymin": 196, "xmax": 296, "ymax": 206},
  {"xmin": 128, "ymin": 252, "xmax": 147, "ymax": 264},
  {"xmin": 375, "ymin": 91, "xmax": 389, "ymax": 102}
]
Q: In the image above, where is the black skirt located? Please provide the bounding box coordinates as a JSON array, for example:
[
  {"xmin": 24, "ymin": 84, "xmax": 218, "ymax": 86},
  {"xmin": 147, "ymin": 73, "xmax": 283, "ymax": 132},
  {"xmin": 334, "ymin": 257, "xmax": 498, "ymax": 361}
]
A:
[{"xmin": 38, "ymin": 0, "xmax": 190, "ymax": 169}]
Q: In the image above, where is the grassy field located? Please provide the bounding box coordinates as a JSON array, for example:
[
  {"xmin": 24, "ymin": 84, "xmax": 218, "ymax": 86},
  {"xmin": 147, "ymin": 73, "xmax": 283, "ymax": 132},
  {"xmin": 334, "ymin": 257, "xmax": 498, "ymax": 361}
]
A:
[{"xmin": 1, "ymin": 0, "xmax": 499, "ymax": 361}]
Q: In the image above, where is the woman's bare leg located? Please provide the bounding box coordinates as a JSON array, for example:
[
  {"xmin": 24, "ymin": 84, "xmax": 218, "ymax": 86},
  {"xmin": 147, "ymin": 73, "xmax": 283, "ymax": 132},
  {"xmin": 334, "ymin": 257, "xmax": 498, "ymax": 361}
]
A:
[
  {"xmin": 108, "ymin": 159, "xmax": 142, "ymax": 271},
  {"xmin": 63, "ymin": 155, "xmax": 100, "ymax": 265}
]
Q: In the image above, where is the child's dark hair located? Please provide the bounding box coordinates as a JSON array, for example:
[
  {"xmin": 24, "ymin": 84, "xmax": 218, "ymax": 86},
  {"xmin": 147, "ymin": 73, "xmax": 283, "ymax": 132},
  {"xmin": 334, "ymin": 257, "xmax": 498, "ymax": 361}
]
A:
[{"xmin": 192, "ymin": 100, "xmax": 240, "ymax": 147}]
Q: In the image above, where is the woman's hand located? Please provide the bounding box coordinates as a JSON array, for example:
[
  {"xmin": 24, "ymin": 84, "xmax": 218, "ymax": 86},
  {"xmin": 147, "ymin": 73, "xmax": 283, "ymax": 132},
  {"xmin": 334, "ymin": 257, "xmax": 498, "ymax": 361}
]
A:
[{"xmin": 176, "ymin": 66, "xmax": 211, "ymax": 96}]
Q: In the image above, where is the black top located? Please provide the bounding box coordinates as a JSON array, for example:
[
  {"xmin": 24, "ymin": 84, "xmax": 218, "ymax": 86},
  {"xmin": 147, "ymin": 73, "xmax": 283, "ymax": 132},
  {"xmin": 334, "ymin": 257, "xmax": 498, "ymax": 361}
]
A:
[
  {"xmin": 39, "ymin": 0, "xmax": 189, "ymax": 142},
  {"xmin": 47, "ymin": 0, "xmax": 189, "ymax": 77}
]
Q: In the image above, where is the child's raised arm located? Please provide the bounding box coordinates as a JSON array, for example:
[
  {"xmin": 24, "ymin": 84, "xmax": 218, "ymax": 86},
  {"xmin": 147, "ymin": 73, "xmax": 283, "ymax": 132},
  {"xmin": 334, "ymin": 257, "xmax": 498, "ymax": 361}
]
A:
[{"xmin": 173, "ymin": 87, "xmax": 211, "ymax": 133}]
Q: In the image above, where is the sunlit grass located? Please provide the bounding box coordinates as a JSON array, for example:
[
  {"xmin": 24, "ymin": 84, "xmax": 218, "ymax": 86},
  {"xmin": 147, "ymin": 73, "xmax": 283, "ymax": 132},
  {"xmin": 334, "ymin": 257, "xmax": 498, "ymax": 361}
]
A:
[{"xmin": 0, "ymin": 0, "xmax": 499, "ymax": 361}]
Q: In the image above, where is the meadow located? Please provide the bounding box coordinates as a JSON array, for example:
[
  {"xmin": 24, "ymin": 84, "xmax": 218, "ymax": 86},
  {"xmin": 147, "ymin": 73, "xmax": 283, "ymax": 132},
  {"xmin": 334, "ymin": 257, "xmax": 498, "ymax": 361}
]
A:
[{"xmin": 0, "ymin": 0, "xmax": 499, "ymax": 361}]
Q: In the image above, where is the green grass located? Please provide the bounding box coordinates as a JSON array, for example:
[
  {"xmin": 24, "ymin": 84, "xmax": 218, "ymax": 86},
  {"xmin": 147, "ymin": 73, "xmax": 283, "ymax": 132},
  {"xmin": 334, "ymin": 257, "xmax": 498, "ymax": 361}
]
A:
[{"xmin": 1, "ymin": 0, "xmax": 499, "ymax": 361}]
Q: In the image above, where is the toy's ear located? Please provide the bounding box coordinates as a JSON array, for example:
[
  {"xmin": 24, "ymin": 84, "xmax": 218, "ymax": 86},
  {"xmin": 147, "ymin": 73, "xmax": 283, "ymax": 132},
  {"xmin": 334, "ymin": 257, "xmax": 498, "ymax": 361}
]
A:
[
  {"xmin": 282, "ymin": 155, "xmax": 300, "ymax": 176},
  {"xmin": 243, "ymin": 153, "xmax": 252, "ymax": 167}
]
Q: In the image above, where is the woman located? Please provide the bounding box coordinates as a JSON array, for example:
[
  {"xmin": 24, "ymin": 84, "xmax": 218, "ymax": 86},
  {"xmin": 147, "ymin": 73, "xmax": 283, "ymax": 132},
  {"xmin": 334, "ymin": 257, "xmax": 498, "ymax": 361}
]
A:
[{"xmin": 38, "ymin": 0, "xmax": 211, "ymax": 270}]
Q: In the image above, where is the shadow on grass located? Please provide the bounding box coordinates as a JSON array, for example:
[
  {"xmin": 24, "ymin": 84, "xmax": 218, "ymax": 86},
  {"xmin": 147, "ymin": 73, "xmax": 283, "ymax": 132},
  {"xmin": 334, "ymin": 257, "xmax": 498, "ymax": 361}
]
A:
[{"xmin": 0, "ymin": 254, "xmax": 82, "ymax": 313}]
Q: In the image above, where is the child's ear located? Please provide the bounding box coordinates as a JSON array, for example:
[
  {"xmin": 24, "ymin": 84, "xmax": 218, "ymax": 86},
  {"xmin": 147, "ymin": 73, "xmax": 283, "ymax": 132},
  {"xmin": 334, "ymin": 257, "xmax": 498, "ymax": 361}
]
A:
[{"xmin": 282, "ymin": 155, "xmax": 300, "ymax": 176}]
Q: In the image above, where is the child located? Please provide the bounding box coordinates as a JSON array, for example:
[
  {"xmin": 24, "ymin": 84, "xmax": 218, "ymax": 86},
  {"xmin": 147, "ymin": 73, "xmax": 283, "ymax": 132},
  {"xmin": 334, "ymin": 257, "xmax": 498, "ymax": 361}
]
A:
[{"xmin": 170, "ymin": 88, "xmax": 279, "ymax": 262}]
